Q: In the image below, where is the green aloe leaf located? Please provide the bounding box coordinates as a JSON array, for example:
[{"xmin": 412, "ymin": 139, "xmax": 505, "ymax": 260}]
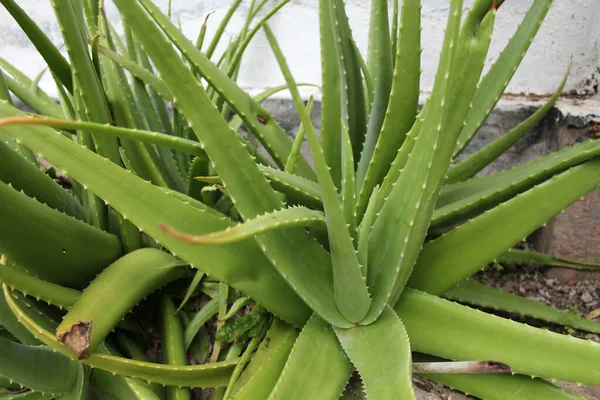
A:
[
  {"xmin": 228, "ymin": 83, "xmax": 319, "ymax": 133},
  {"xmin": 0, "ymin": 262, "xmax": 80, "ymax": 309},
  {"xmin": 222, "ymin": 0, "xmax": 291, "ymax": 81},
  {"xmin": 284, "ymin": 97, "xmax": 314, "ymax": 174},
  {"xmin": 0, "ymin": 336, "xmax": 78, "ymax": 395},
  {"xmin": 230, "ymin": 319, "xmax": 298, "ymax": 400},
  {"xmin": 176, "ymin": 270, "xmax": 205, "ymax": 313},
  {"xmin": 356, "ymin": 0, "xmax": 393, "ymax": 186},
  {"xmin": 223, "ymin": 297, "xmax": 251, "ymax": 321},
  {"xmin": 415, "ymin": 355, "xmax": 583, "ymax": 400},
  {"xmin": 433, "ymin": 136, "xmax": 600, "ymax": 229},
  {"xmin": 264, "ymin": 23, "xmax": 371, "ymax": 323},
  {"xmin": 334, "ymin": 306, "xmax": 415, "ymax": 400},
  {"xmin": 410, "ymin": 157, "xmax": 600, "ymax": 295},
  {"xmin": 50, "ymin": 0, "xmax": 120, "ymax": 163},
  {"xmin": 499, "ymin": 249, "xmax": 600, "ymax": 270},
  {"xmin": 396, "ymin": 288, "xmax": 600, "ymax": 385},
  {"xmin": 91, "ymin": 367, "xmax": 162, "ymax": 400},
  {"xmin": 0, "ymin": 0, "xmax": 72, "ymax": 93},
  {"xmin": 357, "ymin": 186, "xmax": 379, "ymax": 277},
  {"xmin": 355, "ymin": 0, "xmax": 421, "ymax": 216},
  {"xmin": 57, "ymin": 363, "xmax": 91, "ymax": 400},
  {"xmin": 96, "ymin": 8, "xmax": 175, "ymax": 190},
  {"xmin": 445, "ymin": 280, "xmax": 600, "ymax": 334},
  {"xmin": 160, "ymin": 296, "xmax": 191, "ymax": 400},
  {"xmin": 94, "ymin": 43, "xmax": 172, "ymax": 101},
  {"xmin": 0, "ymin": 58, "xmax": 59, "ymax": 111},
  {"xmin": 137, "ymin": 0, "xmax": 315, "ymax": 180},
  {"xmin": 114, "ymin": 0, "xmax": 349, "ymax": 327},
  {"xmin": 0, "ymin": 116, "xmax": 204, "ymax": 158},
  {"xmin": 162, "ymin": 206, "xmax": 326, "ymax": 245},
  {"xmin": 4, "ymin": 286, "xmax": 237, "ymax": 388},
  {"xmin": 0, "ymin": 180, "xmax": 121, "ymax": 288},
  {"xmin": 0, "ymin": 392, "xmax": 53, "ymax": 400},
  {"xmin": 353, "ymin": 38, "xmax": 375, "ymax": 115},
  {"xmin": 0, "ymin": 137, "xmax": 85, "ymax": 221},
  {"xmin": 267, "ymin": 314, "xmax": 353, "ymax": 400},
  {"xmin": 259, "ymin": 166, "xmax": 323, "ymax": 209},
  {"xmin": 183, "ymin": 297, "xmax": 219, "ymax": 349},
  {"xmin": 332, "ymin": 0, "xmax": 367, "ymax": 163},
  {"xmin": 0, "ymin": 115, "xmax": 324, "ymax": 213},
  {"xmin": 447, "ymin": 62, "xmax": 571, "ymax": 183},
  {"xmin": 0, "ymin": 293, "xmax": 39, "ymax": 346},
  {"xmin": 391, "ymin": 0, "xmax": 399, "ymax": 62},
  {"xmin": 454, "ymin": 0, "xmax": 554, "ymax": 155},
  {"xmin": 57, "ymin": 249, "xmax": 188, "ymax": 359},
  {"xmin": 318, "ymin": 0, "xmax": 342, "ymax": 187},
  {"xmin": 362, "ymin": 0, "xmax": 463, "ymax": 324},
  {"xmin": 0, "ymin": 108, "xmax": 312, "ymax": 327},
  {"xmin": 204, "ymin": 0, "xmax": 242, "ymax": 60},
  {"xmin": 0, "ymin": 58, "xmax": 64, "ymax": 118},
  {"xmin": 341, "ymin": 123, "xmax": 357, "ymax": 240}
]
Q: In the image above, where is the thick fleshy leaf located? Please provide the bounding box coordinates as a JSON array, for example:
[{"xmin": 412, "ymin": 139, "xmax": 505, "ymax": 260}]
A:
[
  {"xmin": 499, "ymin": 249, "xmax": 600, "ymax": 270},
  {"xmin": 0, "ymin": 0, "xmax": 72, "ymax": 92},
  {"xmin": 334, "ymin": 306, "xmax": 415, "ymax": 400},
  {"xmin": 267, "ymin": 314, "xmax": 353, "ymax": 400},
  {"xmin": 445, "ymin": 280, "xmax": 600, "ymax": 334},
  {"xmin": 433, "ymin": 136, "xmax": 600, "ymax": 229},
  {"xmin": 264, "ymin": 23, "xmax": 371, "ymax": 323},
  {"xmin": 332, "ymin": 0, "xmax": 367, "ymax": 163},
  {"xmin": 454, "ymin": 0, "xmax": 554, "ymax": 155},
  {"xmin": 355, "ymin": 0, "xmax": 421, "ymax": 217},
  {"xmin": 50, "ymin": 0, "xmax": 120, "ymax": 163},
  {"xmin": 0, "ymin": 262, "xmax": 80, "ymax": 309},
  {"xmin": 284, "ymin": 97, "xmax": 313, "ymax": 174},
  {"xmin": 318, "ymin": 0, "xmax": 342, "ymax": 187},
  {"xmin": 410, "ymin": 157, "xmax": 600, "ymax": 295},
  {"xmin": 0, "ymin": 336, "xmax": 78, "ymax": 395},
  {"xmin": 415, "ymin": 355, "xmax": 582, "ymax": 400},
  {"xmin": 356, "ymin": 0, "xmax": 393, "ymax": 184},
  {"xmin": 447, "ymin": 62, "xmax": 570, "ymax": 183},
  {"xmin": 160, "ymin": 296, "xmax": 191, "ymax": 400},
  {"xmin": 91, "ymin": 367, "xmax": 162, "ymax": 400},
  {"xmin": 230, "ymin": 319, "xmax": 298, "ymax": 400},
  {"xmin": 362, "ymin": 0, "xmax": 464, "ymax": 324},
  {"xmin": 0, "ymin": 292, "xmax": 39, "ymax": 345},
  {"xmin": 0, "ymin": 102, "xmax": 311, "ymax": 327},
  {"xmin": 396, "ymin": 288, "xmax": 600, "ymax": 385},
  {"xmin": 0, "ymin": 179, "xmax": 121, "ymax": 288},
  {"xmin": 57, "ymin": 249, "xmax": 188, "ymax": 359},
  {"xmin": 162, "ymin": 206, "xmax": 326, "ymax": 245},
  {"xmin": 137, "ymin": 0, "xmax": 315, "ymax": 180},
  {"xmin": 114, "ymin": 0, "xmax": 351, "ymax": 328},
  {"xmin": 0, "ymin": 137, "xmax": 85, "ymax": 220},
  {"xmin": 4, "ymin": 286, "xmax": 237, "ymax": 388}
]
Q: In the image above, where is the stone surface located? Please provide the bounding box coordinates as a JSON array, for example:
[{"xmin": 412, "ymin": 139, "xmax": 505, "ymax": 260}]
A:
[{"xmin": 532, "ymin": 113, "xmax": 600, "ymax": 274}]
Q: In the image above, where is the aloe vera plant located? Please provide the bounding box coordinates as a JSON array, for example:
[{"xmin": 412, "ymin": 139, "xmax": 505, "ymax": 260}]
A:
[{"xmin": 1, "ymin": 0, "xmax": 600, "ymax": 398}]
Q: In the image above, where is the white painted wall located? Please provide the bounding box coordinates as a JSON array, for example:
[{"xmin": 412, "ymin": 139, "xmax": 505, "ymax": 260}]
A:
[{"xmin": 1, "ymin": 0, "xmax": 599, "ymax": 99}]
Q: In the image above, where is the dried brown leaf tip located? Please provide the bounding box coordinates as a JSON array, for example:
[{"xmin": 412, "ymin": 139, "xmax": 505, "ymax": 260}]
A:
[
  {"xmin": 0, "ymin": 387, "xmax": 30, "ymax": 394},
  {"xmin": 57, "ymin": 321, "xmax": 92, "ymax": 360},
  {"xmin": 256, "ymin": 115, "xmax": 268, "ymax": 125},
  {"xmin": 412, "ymin": 360, "xmax": 512, "ymax": 374}
]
